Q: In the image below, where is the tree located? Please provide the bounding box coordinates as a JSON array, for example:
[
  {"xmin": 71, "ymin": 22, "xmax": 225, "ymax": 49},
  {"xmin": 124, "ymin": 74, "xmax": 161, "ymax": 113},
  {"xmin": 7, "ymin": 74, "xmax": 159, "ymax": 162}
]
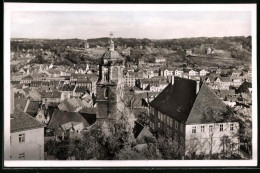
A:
[
  {"xmin": 157, "ymin": 135, "xmax": 183, "ymax": 160},
  {"xmin": 237, "ymin": 82, "xmax": 252, "ymax": 93},
  {"xmin": 45, "ymin": 138, "xmax": 70, "ymax": 160},
  {"xmin": 73, "ymin": 101, "xmax": 136, "ymax": 160}
]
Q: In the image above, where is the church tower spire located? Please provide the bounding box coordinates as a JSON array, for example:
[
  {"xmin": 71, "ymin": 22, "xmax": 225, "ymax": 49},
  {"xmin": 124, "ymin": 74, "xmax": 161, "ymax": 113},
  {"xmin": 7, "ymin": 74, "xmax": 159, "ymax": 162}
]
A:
[
  {"xmin": 108, "ymin": 32, "xmax": 114, "ymax": 51},
  {"xmin": 96, "ymin": 33, "xmax": 125, "ymax": 122}
]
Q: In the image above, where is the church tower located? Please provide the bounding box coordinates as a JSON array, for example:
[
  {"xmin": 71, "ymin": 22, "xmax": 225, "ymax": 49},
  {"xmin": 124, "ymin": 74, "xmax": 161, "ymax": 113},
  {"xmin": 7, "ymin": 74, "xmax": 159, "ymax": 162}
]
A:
[{"xmin": 96, "ymin": 33, "xmax": 125, "ymax": 122}]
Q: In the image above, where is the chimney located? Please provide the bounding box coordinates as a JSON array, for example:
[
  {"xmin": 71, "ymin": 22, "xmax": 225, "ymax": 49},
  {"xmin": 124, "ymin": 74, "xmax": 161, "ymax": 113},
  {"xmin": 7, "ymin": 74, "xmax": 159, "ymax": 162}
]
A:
[
  {"xmin": 196, "ymin": 80, "xmax": 200, "ymax": 94},
  {"xmin": 171, "ymin": 75, "xmax": 175, "ymax": 85}
]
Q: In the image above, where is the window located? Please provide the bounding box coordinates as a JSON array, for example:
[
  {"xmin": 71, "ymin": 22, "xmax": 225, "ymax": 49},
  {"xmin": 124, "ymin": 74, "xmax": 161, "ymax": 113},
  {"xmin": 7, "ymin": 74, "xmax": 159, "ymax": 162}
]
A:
[
  {"xmin": 104, "ymin": 88, "xmax": 109, "ymax": 99},
  {"xmin": 175, "ymin": 121, "xmax": 178, "ymax": 130},
  {"xmin": 19, "ymin": 134, "xmax": 25, "ymax": 143},
  {"xmin": 209, "ymin": 125, "xmax": 213, "ymax": 132},
  {"xmin": 192, "ymin": 126, "xmax": 196, "ymax": 133},
  {"xmin": 167, "ymin": 116, "xmax": 170, "ymax": 125},
  {"xmin": 201, "ymin": 126, "xmax": 205, "ymax": 133},
  {"xmin": 158, "ymin": 122, "xmax": 161, "ymax": 128},
  {"xmin": 220, "ymin": 124, "xmax": 223, "ymax": 131},
  {"xmin": 230, "ymin": 123, "xmax": 234, "ymax": 131},
  {"xmin": 19, "ymin": 153, "xmax": 25, "ymax": 159},
  {"xmin": 170, "ymin": 118, "xmax": 173, "ymax": 127}
]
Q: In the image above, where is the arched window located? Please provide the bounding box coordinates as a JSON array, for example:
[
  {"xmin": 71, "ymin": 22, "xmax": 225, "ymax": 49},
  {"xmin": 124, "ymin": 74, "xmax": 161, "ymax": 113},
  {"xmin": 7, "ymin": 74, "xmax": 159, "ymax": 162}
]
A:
[
  {"xmin": 104, "ymin": 88, "xmax": 109, "ymax": 99},
  {"xmin": 112, "ymin": 67, "xmax": 118, "ymax": 79}
]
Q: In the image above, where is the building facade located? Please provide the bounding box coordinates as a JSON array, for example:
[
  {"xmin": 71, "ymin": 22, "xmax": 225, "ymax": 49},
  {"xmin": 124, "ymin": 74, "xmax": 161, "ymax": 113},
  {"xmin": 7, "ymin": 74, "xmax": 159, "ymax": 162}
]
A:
[{"xmin": 10, "ymin": 112, "xmax": 45, "ymax": 160}]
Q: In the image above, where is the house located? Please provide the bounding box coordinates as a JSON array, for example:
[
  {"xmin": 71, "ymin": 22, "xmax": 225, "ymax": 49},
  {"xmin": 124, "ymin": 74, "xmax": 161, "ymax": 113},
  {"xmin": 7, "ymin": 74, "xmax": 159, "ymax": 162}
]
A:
[
  {"xmin": 150, "ymin": 81, "xmax": 168, "ymax": 92},
  {"xmin": 231, "ymin": 70, "xmax": 242, "ymax": 78},
  {"xmin": 30, "ymin": 81, "xmax": 42, "ymax": 88},
  {"xmin": 73, "ymin": 86, "xmax": 89, "ymax": 98},
  {"xmin": 199, "ymin": 69, "xmax": 209, "ymax": 76},
  {"xmin": 231, "ymin": 78, "xmax": 243, "ymax": 87},
  {"xmin": 47, "ymin": 109, "xmax": 89, "ymax": 140},
  {"xmin": 160, "ymin": 68, "xmax": 175, "ymax": 77},
  {"xmin": 206, "ymin": 47, "xmax": 212, "ymax": 54},
  {"xmin": 155, "ymin": 57, "xmax": 166, "ymax": 63},
  {"xmin": 175, "ymin": 69, "xmax": 184, "ymax": 77},
  {"xmin": 189, "ymin": 70, "xmax": 199, "ymax": 76},
  {"xmin": 124, "ymin": 72, "xmax": 137, "ymax": 87},
  {"xmin": 40, "ymin": 91, "xmax": 61, "ymax": 104},
  {"xmin": 219, "ymin": 77, "xmax": 232, "ymax": 89},
  {"xmin": 10, "ymin": 111, "xmax": 45, "ymax": 160},
  {"xmin": 79, "ymin": 107, "xmax": 97, "ymax": 125},
  {"xmin": 60, "ymin": 84, "xmax": 75, "ymax": 101},
  {"xmin": 27, "ymin": 89, "xmax": 42, "ymax": 101},
  {"xmin": 35, "ymin": 109, "xmax": 50, "ymax": 124},
  {"xmin": 216, "ymin": 68, "xmax": 222, "ymax": 74},
  {"xmin": 24, "ymin": 100, "xmax": 41, "ymax": 117},
  {"xmin": 76, "ymin": 78, "xmax": 92, "ymax": 89},
  {"xmin": 148, "ymin": 76, "xmax": 239, "ymax": 157},
  {"xmin": 185, "ymin": 49, "xmax": 192, "ymax": 56},
  {"xmin": 21, "ymin": 75, "xmax": 33, "ymax": 84}
]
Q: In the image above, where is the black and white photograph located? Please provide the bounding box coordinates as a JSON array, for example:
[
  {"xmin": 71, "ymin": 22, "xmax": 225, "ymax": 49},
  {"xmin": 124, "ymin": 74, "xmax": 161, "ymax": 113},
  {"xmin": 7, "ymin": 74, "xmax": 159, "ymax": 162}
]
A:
[{"xmin": 4, "ymin": 3, "xmax": 257, "ymax": 167}]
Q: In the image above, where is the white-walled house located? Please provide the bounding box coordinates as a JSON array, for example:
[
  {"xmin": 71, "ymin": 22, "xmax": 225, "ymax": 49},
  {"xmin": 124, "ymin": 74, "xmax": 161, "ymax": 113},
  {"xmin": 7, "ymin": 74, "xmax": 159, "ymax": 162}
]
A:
[
  {"xmin": 175, "ymin": 69, "xmax": 184, "ymax": 76},
  {"xmin": 148, "ymin": 77, "xmax": 239, "ymax": 158},
  {"xmin": 189, "ymin": 70, "xmax": 199, "ymax": 76},
  {"xmin": 199, "ymin": 69, "xmax": 209, "ymax": 76},
  {"xmin": 10, "ymin": 111, "xmax": 45, "ymax": 160}
]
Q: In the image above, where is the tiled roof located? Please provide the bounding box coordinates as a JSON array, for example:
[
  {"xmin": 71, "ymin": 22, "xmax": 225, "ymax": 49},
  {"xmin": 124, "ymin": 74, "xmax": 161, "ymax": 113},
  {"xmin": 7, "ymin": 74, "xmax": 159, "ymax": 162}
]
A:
[
  {"xmin": 40, "ymin": 91, "xmax": 61, "ymax": 98},
  {"xmin": 48, "ymin": 110, "xmax": 89, "ymax": 129},
  {"xmin": 11, "ymin": 81, "xmax": 20, "ymax": 85},
  {"xmin": 26, "ymin": 101, "xmax": 41, "ymax": 116},
  {"xmin": 220, "ymin": 77, "xmax": 231, "ymax": 82},
  {"xmin": 186, "ymin": 84, "xmax": 229, "ymax": 125},
  {"xmin": 22, "ymin": 75, "xmax": 33, "ymax": 80},
  {"xmin": 11, "ymin": 111, "xmax": 45, "ymax": 133},
  {"xmin": 62, "ymin": 84, "xmax": 75, "ymax": 91},
  {"xmin": 150, "ymin": 77, "xmax": 197, "ymax": 122},
  {"xmin": 74, "ymin": 86, "xmax": 89, "ymax": 93},
  {"xmin": 14, "ymin": 98, "xmax": 27, "ymax": 112},
  {"xmin": 31, "ymin": 81, "xmax": 42, "ymax": 85}
]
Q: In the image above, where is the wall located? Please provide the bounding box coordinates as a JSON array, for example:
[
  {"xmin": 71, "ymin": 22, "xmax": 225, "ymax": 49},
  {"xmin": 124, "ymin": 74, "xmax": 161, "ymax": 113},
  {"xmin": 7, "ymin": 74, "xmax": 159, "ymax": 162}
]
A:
[
  {"xmin": 185, "ymin": 122, "xmax": 239, "ymax": 156},
  {"xmin": 10, "ymin": 127, "xmax": 44, "ymax": 160}
]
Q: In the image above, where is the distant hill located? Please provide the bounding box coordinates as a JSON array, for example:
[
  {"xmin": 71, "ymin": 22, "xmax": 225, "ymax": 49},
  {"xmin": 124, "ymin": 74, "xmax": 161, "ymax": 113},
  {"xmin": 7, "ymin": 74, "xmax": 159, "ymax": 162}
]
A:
[{"xmin": 11, "ymin": 36, "xmax": 252, "ymax": 67}]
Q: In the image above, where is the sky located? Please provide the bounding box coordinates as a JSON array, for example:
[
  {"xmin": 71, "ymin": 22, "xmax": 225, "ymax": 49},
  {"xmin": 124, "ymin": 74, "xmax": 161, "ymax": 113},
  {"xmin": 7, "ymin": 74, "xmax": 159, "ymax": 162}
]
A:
[{"xmin": 10, "ymin": 11, "xmax": 251, "ymax": 39}]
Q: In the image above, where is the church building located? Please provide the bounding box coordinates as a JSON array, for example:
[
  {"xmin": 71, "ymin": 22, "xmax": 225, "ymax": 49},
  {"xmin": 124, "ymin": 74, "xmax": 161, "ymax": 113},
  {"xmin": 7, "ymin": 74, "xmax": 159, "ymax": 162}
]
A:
[{"xmin": 95, "ymin": 34, "xmax": 126, "ymax": 122}]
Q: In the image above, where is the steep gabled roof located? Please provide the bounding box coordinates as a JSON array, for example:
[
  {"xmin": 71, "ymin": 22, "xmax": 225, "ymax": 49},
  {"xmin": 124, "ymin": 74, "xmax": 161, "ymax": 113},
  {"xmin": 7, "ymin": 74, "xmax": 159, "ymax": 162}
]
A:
[
  {"xmin": 149, "ymin": 77, "xmax": 197, "ymax": 122},
  {"xmin": 11, "ymin": 111, "xmax": 45, "ymax": 133},
  {"xmin": 186, "ymin": 84, "xmax": 228, "ymax": 125},
  {"xmin": 48, "ymin": 110, "xmax": 89, "ymax": 129},
  {"xmin": 26, "ymin": 101, "xmax": 41, "ymax": 116},
  {"xmin": 75, "ymin": 86, "xmax": 89, "ymax": 93},
  {"xmin": 22, "ymin": 75, "xmax": 33, "ymax": 80}
]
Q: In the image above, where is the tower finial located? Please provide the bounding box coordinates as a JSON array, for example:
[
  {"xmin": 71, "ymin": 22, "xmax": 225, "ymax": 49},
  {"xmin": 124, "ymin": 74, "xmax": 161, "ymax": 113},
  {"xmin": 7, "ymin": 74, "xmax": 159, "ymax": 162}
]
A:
[{"xmin": 109, "ymin": 32, "xmax": 113, "ymax": 39}]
